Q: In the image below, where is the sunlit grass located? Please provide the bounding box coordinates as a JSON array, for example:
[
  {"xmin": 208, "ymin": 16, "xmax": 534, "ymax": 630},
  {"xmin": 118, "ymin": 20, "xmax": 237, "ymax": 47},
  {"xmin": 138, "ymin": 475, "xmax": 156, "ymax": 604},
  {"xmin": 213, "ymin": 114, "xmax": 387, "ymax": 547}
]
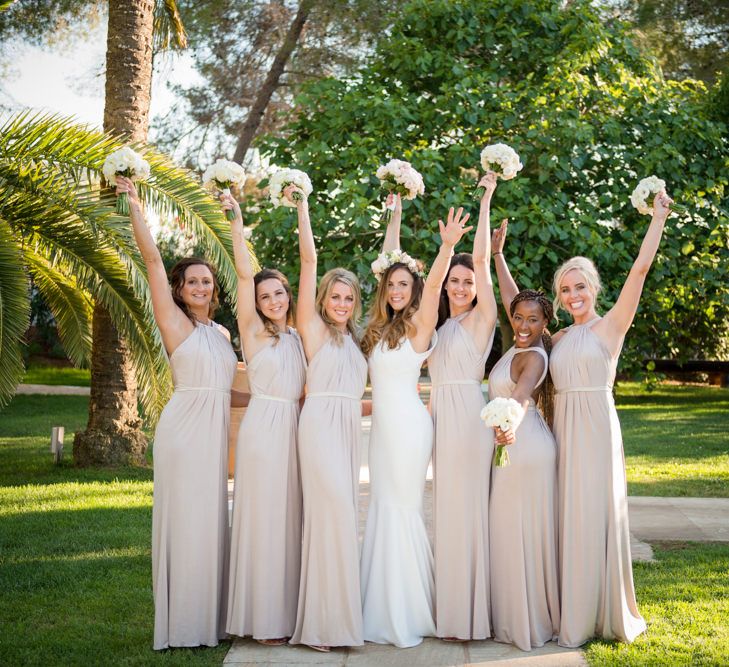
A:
[{"xmin": 21, "ymin": 364, "xmax": 91, "ymax": 386}]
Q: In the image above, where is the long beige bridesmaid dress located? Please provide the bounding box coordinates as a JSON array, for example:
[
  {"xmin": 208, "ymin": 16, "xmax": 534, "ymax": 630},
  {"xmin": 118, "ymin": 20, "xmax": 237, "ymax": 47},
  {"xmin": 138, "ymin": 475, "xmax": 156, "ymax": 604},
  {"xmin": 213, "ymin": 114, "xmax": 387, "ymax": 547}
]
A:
[
  {"xmin": 152, "ymin": 322, "xmax": 237, "ymax": 650},
  {"xmin": 488, "ymin": 346, "xmax": 560, "ymax": 651},
  {"xmin": 429, "ymin": 313, "xmax": 494, "ymax": 640},
  {"xmin": 290, "ymin": 334, "xmax": 368, "ymax": 647},
  {"xmin": 227, "ymin": 329, "xmax": 307, "ymax": 639},
  {"xmin": 550, "ymin": 318, "xmax": 646, "ymax": 647}
]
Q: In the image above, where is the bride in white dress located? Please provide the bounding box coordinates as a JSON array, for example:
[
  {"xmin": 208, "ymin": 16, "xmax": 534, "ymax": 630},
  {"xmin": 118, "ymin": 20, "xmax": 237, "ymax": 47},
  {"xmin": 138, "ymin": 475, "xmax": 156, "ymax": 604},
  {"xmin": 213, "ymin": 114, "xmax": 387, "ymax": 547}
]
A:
[{"xmin": 360, "ymin": 200, "xmax": 472, "ymax": 648}]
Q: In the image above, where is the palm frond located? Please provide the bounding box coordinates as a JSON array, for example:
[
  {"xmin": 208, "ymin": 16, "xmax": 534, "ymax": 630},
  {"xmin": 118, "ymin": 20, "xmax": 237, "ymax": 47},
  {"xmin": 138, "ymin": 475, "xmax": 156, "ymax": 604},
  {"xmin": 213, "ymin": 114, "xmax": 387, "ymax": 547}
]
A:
[
  {"xmin": 23, "ymin": 250, "xmax": 93, "ymax": 368},
  {"xmin": 154, "ymin": 0, "xmax": 188, "ymax": 51},
  {"xmin": 0, "ymin": 218, "xmax": 30, "ymax": 407}
]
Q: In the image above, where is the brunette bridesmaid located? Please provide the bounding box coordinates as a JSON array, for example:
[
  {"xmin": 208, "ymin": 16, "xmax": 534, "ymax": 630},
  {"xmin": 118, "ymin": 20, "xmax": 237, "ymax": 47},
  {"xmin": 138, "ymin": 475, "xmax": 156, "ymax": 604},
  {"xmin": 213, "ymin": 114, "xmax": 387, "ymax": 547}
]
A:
[
  {"xmin": 223, "ymin": 193, "xmax": 306, "ymax": 645},
  {"xmin": 429, "ymin": 173, "xmax": 498, "ymax": 641}
]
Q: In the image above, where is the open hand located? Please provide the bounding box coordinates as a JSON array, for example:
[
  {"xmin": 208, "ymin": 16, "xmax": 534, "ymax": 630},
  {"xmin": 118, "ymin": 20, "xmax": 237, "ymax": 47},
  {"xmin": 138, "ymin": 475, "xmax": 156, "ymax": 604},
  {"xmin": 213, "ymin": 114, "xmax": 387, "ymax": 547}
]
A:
[
  {"xmin": 491, "ymin": 218, "xmax": 508, "ymax": 254},
  {"xmin": 438, "ymin": 206, "xmax": 473, "ymax": 247},
  {"xmin": 478, "ymin": 171, "xmax": 497, "ymax": 199}
]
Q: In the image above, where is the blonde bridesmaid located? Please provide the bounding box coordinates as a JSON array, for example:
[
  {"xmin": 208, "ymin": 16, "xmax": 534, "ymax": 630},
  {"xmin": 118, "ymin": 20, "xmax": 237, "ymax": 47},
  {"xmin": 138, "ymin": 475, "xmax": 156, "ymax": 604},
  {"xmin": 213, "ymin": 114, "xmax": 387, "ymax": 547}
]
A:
[
  {"xmin": 118, "ymin": 177, "xmax": 240, "ymax": 650},
  {"xmin": 223, "ymin": 193, "xmax": 306, "ymax": 645},
  {"xmin": 495, "ymin": 189, "xmax": 673, "ymax": 646},
  {"xmin": 428, "ymin": 173, "xmax": 498, "ymax": 641},
  {"xmin": 285, "ymin": 184, "xmax": 368, "ymax": 652}
]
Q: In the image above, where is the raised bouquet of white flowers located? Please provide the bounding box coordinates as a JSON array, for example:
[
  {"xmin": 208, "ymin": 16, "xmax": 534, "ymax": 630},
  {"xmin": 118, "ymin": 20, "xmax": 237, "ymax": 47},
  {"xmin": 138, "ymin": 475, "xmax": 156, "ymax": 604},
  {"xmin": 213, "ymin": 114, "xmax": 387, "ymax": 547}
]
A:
[
  {"xmin": 371, "ymin": 248, "xmax": 423, "ymax": 282},
  {"xmin": 630, "ymin": 175, "xmax": 685, "ymax": 216},
  {"xmin": 474, "ymin": 143, "xmax": 522, "ymax": 199},
  {"xmin": 375, "ymin": 159, "xmax": 425, "ymax": 222},
  {"xmin": 480, "ymin": 396, "xmax": 525, "ymax": 467},
  {"xmin": 102, "ymin": 146, "xmax": 151, "ymax": 215},
  {"xmin": 269, "ymin": 168, "xmax": 313, "ymax": 208},
  {"xmin": 202, "ymin": 159, "xmax": 247, "ymax": 221}
]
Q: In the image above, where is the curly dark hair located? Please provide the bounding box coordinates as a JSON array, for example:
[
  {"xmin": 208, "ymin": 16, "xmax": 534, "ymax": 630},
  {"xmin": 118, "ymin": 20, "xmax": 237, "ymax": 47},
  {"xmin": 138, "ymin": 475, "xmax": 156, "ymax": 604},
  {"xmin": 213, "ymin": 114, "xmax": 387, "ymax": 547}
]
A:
[
  {"xmin": 169, "ymin": 257, "xmax": 220, "ymax": 323},
  {"xmin": 509, "ymin": 289, "xmax": 555, "ymax": 427}
]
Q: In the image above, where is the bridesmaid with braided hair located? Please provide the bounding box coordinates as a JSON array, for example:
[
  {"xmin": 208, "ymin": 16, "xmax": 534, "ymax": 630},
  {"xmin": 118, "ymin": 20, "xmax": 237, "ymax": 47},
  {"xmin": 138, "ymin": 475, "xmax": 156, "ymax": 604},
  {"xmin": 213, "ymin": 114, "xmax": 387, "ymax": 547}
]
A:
[{"xmin": 486, "ymin": 280, "xmax": 560, "ymax": 650}]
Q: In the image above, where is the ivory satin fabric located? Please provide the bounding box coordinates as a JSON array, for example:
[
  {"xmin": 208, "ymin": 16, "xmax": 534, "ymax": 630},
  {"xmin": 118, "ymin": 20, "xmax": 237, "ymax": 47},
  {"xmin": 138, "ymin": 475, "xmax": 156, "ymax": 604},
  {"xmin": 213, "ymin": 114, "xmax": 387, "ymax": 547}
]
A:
[
  {"xmin": 291, "ymin": 335, "xmax": 367, "ymax": 647},
  {"xmin": 429, "ymin": 314, "xmax": 494, "ymax": 640},
  {"xmin": 550, "ymin": 319, "xmax": 646, "ymax": 647},
  {"xmin": 360, "ymin": 336, "xmax": 437, "ymax": 648},
  {"xmin": 227, "ymin": 330, "xmax": 306, "ymax": 639},
  {"xmin": 152, "ymin": 323, "xmax": 237, "ymax": 650},
  {"xmin": 488, "ymin": 346, "xmax": 560, "ymax": 651}
]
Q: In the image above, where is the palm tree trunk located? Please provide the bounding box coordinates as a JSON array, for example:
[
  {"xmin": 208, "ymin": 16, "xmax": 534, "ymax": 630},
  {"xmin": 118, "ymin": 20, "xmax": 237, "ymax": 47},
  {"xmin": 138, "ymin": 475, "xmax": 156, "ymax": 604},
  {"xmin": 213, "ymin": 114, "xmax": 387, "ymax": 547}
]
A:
[{"xmin": 74, "ymin": 0, "xmax": 155, "ymax": 466}]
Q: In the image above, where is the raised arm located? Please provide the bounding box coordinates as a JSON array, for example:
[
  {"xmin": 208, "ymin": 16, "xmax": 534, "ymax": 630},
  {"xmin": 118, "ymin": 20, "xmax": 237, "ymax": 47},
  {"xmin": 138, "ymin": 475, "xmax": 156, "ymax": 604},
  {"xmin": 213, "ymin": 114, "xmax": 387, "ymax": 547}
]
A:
[
  {"xmin": 411, "ymin": 207, "xmax": 473, "ymax": 352},
  {"xmin": 470, "ymin": 172, "xmax": 498, "ymax": 332},
  {"xmin": 289, "ymin": 184, "xmax": 326, "ymax": 357},
  {"xmin": 220, "ymin": 193, "xmax": 264, "ymax": 341},
  {"xmin": 116, "ymin": 176, "xmax": 191, "ymax": 351},
  {"xmin": 599, "ymin": 191, "xmax": 672, "ymax": 353},
  {"xmin": 382, "ymin": 193, "xmax": 402, "ymax": 252},
  {"xmin": 491, "ymin": 219, "xmax": 520, "ymax": 314}
]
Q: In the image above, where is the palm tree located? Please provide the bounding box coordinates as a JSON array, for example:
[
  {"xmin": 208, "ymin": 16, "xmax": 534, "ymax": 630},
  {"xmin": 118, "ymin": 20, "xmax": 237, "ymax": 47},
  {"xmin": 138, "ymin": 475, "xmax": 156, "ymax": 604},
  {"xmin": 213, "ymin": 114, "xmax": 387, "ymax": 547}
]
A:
[
  {"xmin": 0, "ymin": 112, "xmax": 241, "ymax": 464},
  {"xmin": 73, "ymin": 0, "xmax": 188, "ymax": 465}
]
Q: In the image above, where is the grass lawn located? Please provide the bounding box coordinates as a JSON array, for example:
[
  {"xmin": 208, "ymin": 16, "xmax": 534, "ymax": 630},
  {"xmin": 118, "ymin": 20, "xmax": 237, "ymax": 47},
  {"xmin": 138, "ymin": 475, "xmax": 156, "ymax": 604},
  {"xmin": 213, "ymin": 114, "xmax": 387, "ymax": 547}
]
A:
[
  {"xmin": 0, "ymin": 384, "xmax": 727, "ymax": 665},
  {"xmin": 618, "ymin": 383, "xmax": 729, "ymax": 497},
  {"xmin": 586, "ymin": 542, "xmax": 729, "ymax": 666},
  {"xmin": 21, "ymin": 363, "xmax": 91, "ymax": 387}
]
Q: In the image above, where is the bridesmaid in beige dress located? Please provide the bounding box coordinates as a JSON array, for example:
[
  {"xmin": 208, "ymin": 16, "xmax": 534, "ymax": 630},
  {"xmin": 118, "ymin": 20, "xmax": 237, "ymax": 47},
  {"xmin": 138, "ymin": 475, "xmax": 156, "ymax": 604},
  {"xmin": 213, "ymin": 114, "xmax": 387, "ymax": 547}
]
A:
[
  {"xmin": 285, "ymin": 184, "xmax": 368, "ymax": 652},
  {"xmin": 428, "ymin": 173, "xmax": 498, "ymax": 641},
  {"xmin": 486, "ymin": 288, "xmax": 560, "ymax": 651},
  {"xmin": 222, "ymin": 193, "xmax": 306, "ymax": 645},
  {"xmin": 118, "ymin": 177, "xmax": 242, "ymax": 650},
  {"xmin": 494, "ymin": 189, "xmax": 674, "ymax": 647}
]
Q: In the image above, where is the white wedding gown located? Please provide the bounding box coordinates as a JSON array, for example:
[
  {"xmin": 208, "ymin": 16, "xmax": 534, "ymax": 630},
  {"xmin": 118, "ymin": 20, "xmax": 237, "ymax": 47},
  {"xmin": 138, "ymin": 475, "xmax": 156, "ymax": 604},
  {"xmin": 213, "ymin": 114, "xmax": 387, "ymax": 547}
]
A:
[{"xmin": 360, "ymin": 336, "xmax": 437, "ymax": 648}]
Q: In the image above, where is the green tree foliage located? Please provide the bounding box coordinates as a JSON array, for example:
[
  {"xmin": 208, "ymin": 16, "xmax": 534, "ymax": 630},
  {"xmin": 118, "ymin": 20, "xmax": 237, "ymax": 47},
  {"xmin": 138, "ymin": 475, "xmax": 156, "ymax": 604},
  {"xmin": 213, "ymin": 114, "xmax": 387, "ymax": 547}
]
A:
[
  {"xmin": 0, "ymin": 112, "xmax": 239, "ymax": 414},
  {"xmin": 255, "ymin": 0, "xmax": 729, "ymax": 372}
]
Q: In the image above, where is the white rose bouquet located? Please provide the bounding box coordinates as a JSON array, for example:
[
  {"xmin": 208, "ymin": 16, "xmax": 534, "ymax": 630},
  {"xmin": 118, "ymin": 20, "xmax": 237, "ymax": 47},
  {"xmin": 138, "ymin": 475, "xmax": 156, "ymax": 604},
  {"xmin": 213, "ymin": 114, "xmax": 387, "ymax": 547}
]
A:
[
  {"xmin": 630, "ymin": 175, "xmax": 686, "ymax": 216},
  {"xmin": 474, "ymin": 143, "xmax": 522, "ymax": 199},
  {"xmin": 370, "ymin": 249, "xmax": 423, "ymax": 281},
  {"xmin": 202, "ymin": 159, "xmax": 247, "ymax": 221},
  {"xmin": 480, "ymin": 396, "xmax": 525, "ymax": 467},
  {"xmin": 269, "ymin": 168, "xmax": 313, "ymax": 208},
  {"xmin": 102, "ymin": 146, "xmax": 151, "ymax": 215},
  {"xmin": 375, "ymin": 159, "xmax": 425, "ymax": 222}
]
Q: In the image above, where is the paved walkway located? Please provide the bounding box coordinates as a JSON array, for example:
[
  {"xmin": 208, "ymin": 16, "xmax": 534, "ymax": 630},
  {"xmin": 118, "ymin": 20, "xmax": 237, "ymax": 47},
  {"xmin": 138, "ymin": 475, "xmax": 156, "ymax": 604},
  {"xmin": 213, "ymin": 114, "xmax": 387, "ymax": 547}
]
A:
[{"xmin": 15, "ymin": 383, "xmax": 90, "ymax": 395}]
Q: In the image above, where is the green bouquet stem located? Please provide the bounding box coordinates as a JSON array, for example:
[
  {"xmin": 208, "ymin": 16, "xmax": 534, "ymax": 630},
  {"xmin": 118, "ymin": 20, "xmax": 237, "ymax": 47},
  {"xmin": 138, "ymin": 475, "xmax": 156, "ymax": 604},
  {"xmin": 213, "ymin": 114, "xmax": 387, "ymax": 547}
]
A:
[
  {"xmin": 473, "ymin": 185, "xmax": 485, "ymax": 200},
  {"xmin": 493, "ymin": 444, "xmax": 510, "ymax": 467},
  {"xmin": 669, "ymin": 202, "xmax": 687, "ymax": 214},
  {"xmin": 116, "ymin": 191, "xmax": 129, "ymax": 216}
]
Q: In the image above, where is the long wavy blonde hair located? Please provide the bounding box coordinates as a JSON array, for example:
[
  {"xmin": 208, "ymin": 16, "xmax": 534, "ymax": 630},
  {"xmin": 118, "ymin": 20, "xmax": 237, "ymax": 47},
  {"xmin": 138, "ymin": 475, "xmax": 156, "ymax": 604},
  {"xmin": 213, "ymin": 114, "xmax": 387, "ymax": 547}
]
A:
[
  {"xmin": 552, "ymin": 256, "xmax": 602, "ymax": 321},
  {"xmin": 316, "ymin": 268, "xmax": 362, "ymax": 347},
  {"xmin": 361, "ymin": 261, "xmax": 424, "ymax": 356}
]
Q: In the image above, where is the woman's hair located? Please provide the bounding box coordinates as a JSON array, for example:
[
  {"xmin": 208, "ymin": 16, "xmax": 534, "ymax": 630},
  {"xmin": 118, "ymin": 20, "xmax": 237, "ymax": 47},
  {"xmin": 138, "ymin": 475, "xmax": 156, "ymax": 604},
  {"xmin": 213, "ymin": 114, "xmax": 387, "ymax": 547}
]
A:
[
  {"xmin": 510, "ymin": 289, "xmax": 555, "ymax": 428},
  {"xmin": 361, "ymin": 261, "xmax": 425, "ymax": 356},
  {"xmin": 254, "ymin": 268, "xmax": 294, "ymax": 342},
  {"xmin": 169, "ymin": 257, "xmax": 220, "ymax": 323},
  {"xmin": 437, "ymin": 253, "xmax": 477, "ymax": 329},
  {"xmin": 316, "ymin": 268, "xmax": 362, "ymax": 347},
  {"xmin": 552, "ymin": 256, "xmax": 602, "ymax": 320}
]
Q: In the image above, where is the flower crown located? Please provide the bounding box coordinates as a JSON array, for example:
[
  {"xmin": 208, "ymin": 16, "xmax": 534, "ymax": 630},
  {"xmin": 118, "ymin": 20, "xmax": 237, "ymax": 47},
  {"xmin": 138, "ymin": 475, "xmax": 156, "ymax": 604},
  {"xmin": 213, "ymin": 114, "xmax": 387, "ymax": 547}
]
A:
[{"xmin": 371, "ymin": 249, "xmax": 424, "ymax": 281}]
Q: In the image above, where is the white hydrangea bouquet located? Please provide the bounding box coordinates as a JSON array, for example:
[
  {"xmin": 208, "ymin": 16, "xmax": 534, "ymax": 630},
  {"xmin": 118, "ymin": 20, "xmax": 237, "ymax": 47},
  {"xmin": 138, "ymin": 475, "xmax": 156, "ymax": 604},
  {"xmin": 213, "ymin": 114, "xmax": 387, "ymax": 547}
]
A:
[
  {"xmin": 480, "ymin": 396, "xmax": 525, "ymax": 467},
  {"xmin": 269, "ymin": 168, "xmax": 313, "ymax": 208},
  {"xmin": 630, "ymin": 175, "xmax": 685, "ymax": 215},
  {"xmin": 102, "ymin": 146, "xmax": 151, "ymax": 215},
  {"xmin": 371, "ymin": 249, "xmax": 423, "ymax": 282},
  {"xmin": 375, "ymin": 159, "xmax": 425, "ymax": 222},
  {"xmin": 474, "ymin": 143, "xmax": 523, "ymax": 199},
  {"xmin": 202, "ymin": 159, "xmax": 247, "ymax": 221}
]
